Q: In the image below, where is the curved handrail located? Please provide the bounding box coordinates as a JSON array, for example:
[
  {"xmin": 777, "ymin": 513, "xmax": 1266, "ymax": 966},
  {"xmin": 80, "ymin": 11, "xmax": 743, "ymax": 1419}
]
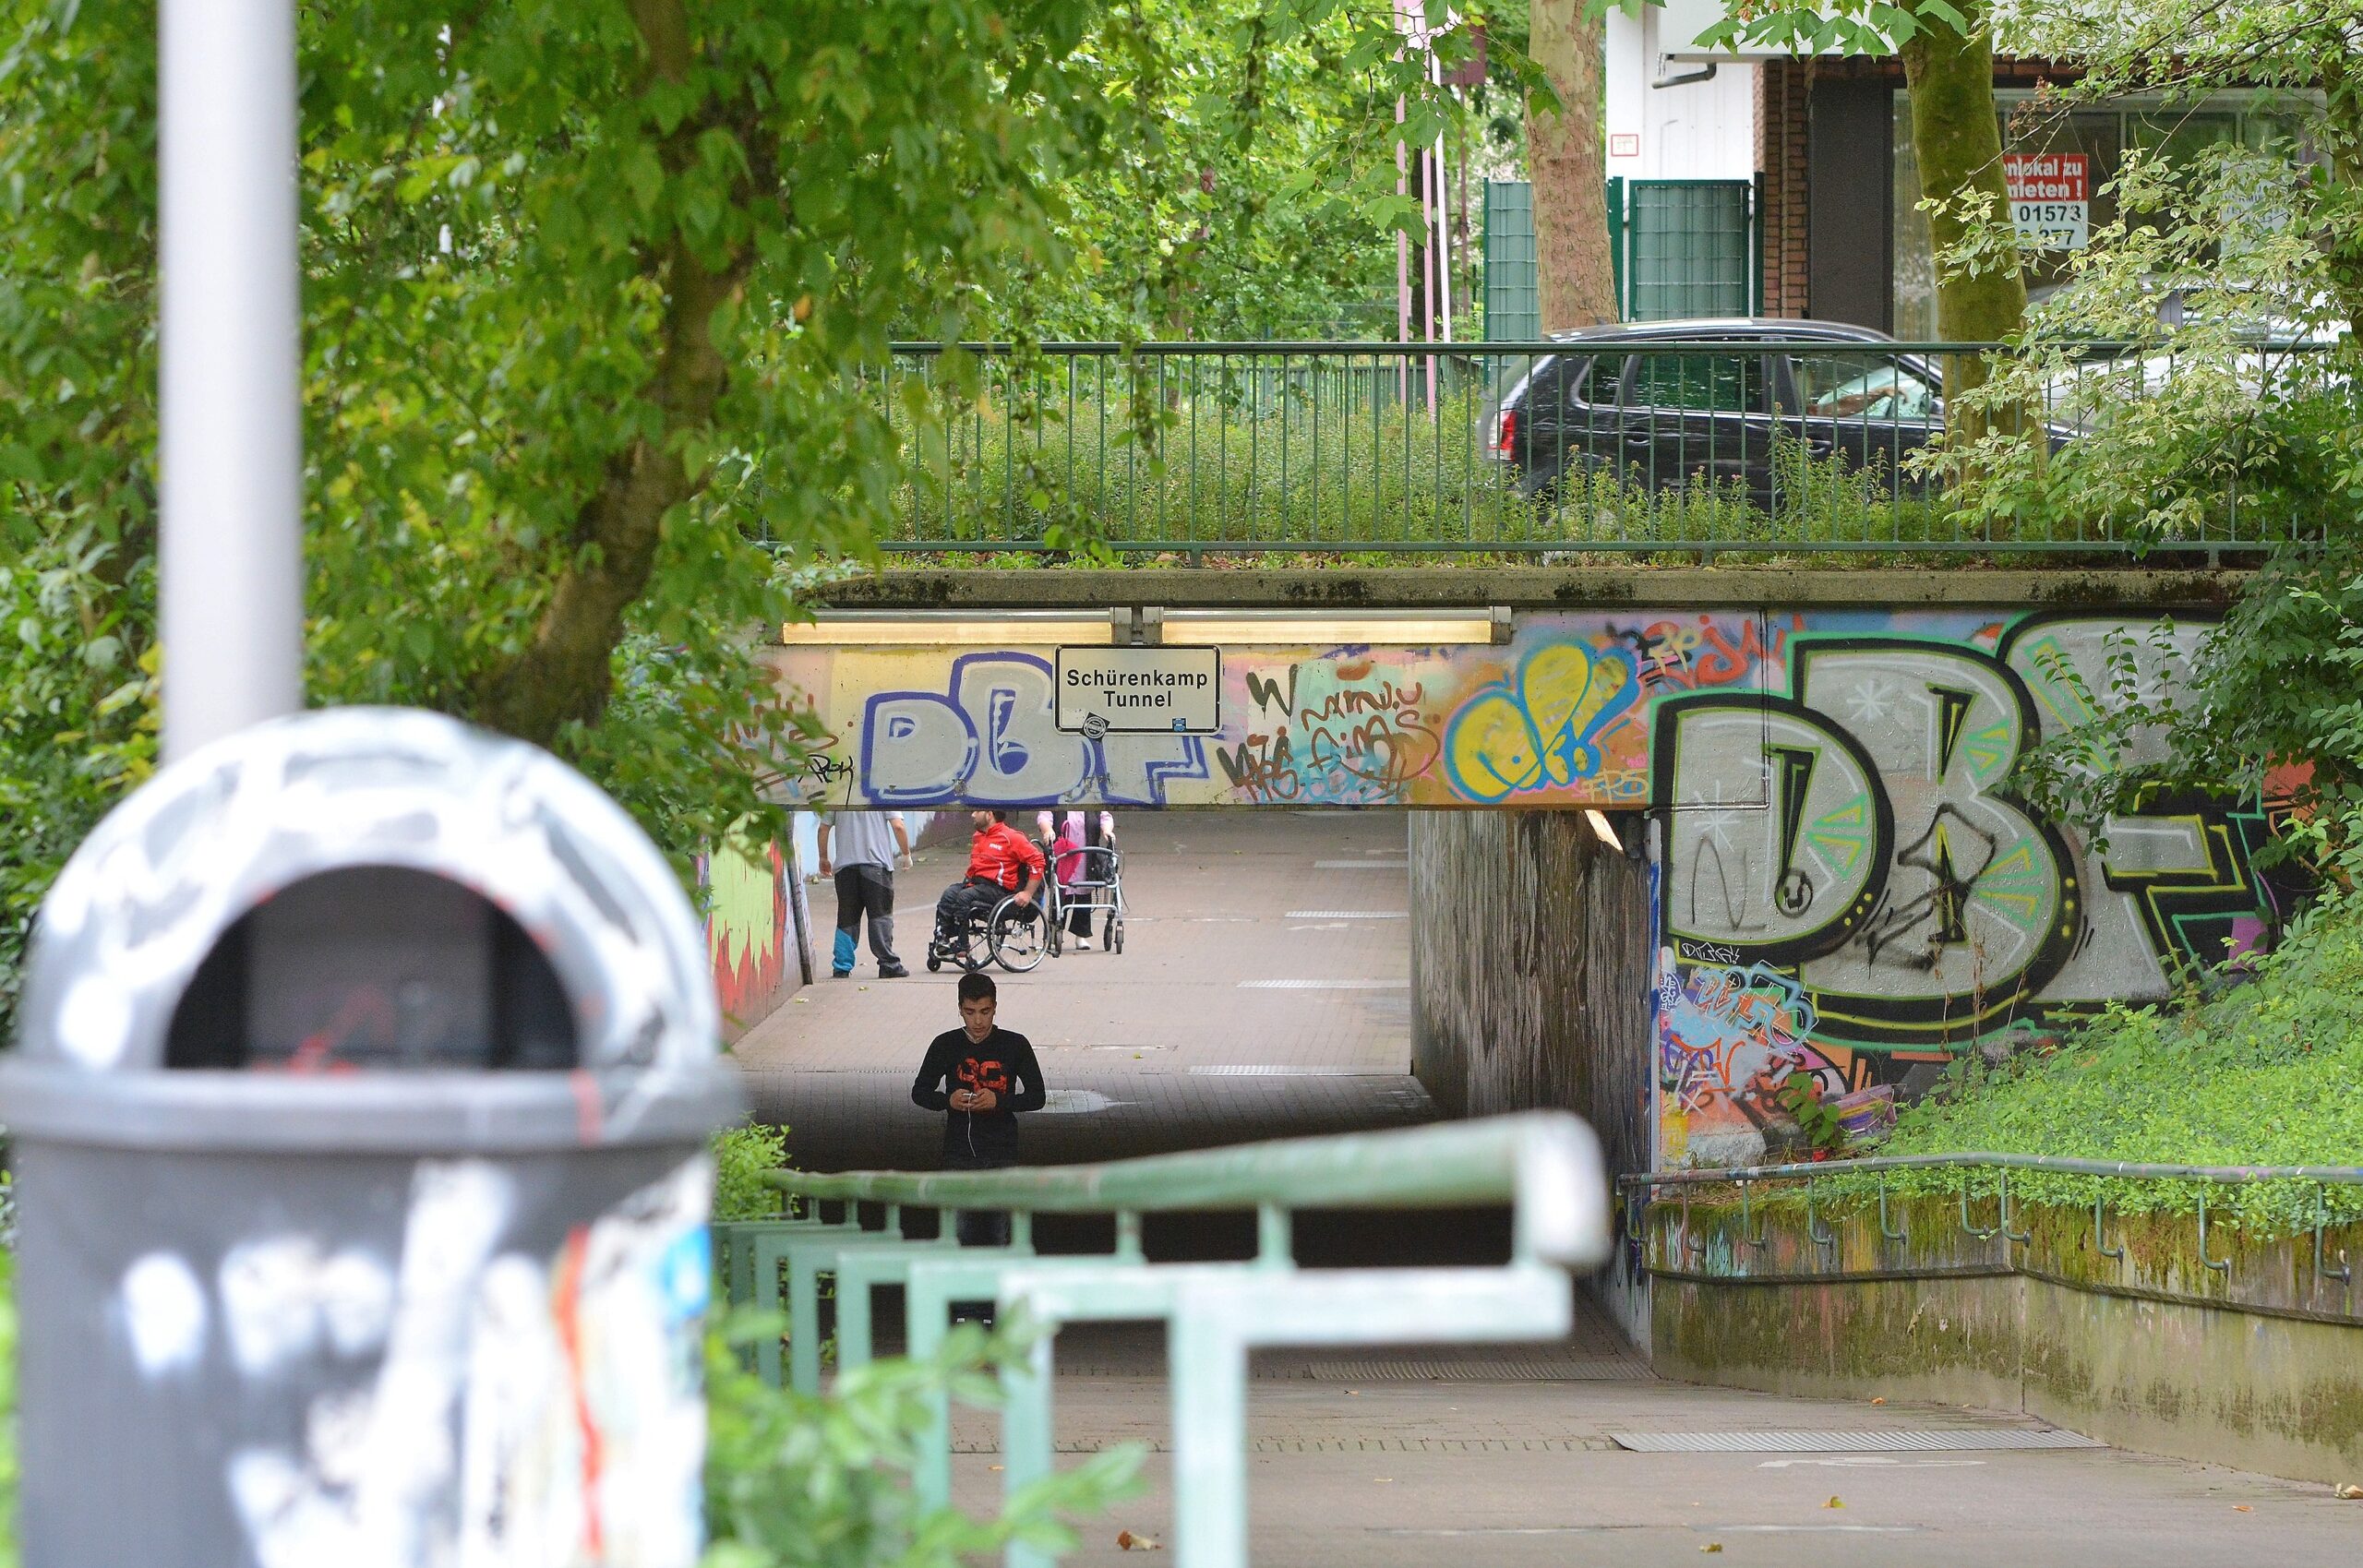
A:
[{"xmin": 766, "ymin": 1110, "xmax": 1612, "ymax": 1268}]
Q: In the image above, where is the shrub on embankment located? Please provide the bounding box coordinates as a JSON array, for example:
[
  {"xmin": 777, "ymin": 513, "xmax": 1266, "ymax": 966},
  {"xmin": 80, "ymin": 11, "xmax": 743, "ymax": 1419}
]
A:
[{"xmin": 1835, "ymin": 880, "xmax": 2363, "ymax": 1238}]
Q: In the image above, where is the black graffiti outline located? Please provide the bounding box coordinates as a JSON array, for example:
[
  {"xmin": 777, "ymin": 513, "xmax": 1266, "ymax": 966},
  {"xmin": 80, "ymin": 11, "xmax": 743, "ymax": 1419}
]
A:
[
  {"xmin": 1651, "ymin": 690, "xmax": 1895, "ymax": 966},
  {"xmin": 1781, "ymin": 635, "xmax": 2083, "ymax": 1042},
  {"xmin": 1854, "ymin": 803, "xmax": 2000, "ymax": 971}
]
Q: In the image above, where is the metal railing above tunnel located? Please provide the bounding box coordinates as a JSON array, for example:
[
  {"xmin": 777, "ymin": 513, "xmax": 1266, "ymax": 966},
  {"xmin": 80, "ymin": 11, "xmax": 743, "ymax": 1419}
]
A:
[
  {"xmin": 715, "ymin": 1112, "xmax": 1612, "ymax": 1568},
  {"xmin": 784, "ymin": 338, "xmax": 2341, "ymax": 563}
]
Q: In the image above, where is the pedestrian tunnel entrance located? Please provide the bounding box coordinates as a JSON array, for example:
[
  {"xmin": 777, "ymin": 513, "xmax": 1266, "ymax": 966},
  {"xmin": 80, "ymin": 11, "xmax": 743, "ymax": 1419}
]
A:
[{"xmin": 760, "ymin": 595, "xmax": 2296, "ymax": 1179}]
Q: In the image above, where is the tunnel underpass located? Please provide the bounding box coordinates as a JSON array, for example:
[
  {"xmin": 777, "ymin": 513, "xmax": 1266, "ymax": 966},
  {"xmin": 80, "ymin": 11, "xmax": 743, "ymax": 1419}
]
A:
[
  {"xmin": 732, "ymin": 808, "xmax": 1448, "ymax": 1171},
  {"xmin": 713, "ymin": 577, "xmax": 2357, "ymax": 1562}
]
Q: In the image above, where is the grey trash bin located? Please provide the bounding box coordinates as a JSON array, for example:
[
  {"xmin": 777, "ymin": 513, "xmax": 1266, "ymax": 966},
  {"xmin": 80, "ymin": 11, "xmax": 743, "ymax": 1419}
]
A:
[{"xmin": 0, "ymin": 707, "xmax": 747, "ymax": 1567}]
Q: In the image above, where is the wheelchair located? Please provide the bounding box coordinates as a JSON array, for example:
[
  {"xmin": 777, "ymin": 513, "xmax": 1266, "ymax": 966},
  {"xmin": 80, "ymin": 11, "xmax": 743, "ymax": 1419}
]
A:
[{"xmin": 925, "ymin": 885, "xmax": 1055, "ymax": 975}]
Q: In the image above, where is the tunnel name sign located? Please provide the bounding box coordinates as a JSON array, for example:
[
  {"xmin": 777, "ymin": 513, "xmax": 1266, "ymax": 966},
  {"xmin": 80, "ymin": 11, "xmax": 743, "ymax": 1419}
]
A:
[{"xmin": 1056, "ymin": 646, "xmax": 1222, "ymax": 735}]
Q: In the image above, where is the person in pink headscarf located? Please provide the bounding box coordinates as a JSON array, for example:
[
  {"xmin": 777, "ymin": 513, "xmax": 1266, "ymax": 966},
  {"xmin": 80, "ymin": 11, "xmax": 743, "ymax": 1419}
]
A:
[{"xmin": 1035, "ymin": 808, "xmax": 1117, "ymax": 949}]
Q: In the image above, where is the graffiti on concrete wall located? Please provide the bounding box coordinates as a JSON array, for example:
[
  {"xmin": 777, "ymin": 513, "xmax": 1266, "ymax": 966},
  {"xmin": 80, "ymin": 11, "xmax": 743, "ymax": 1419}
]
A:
[
  {"xmin": 1650, "ymin": 610, "xmax": 2295, "ymax": 1167},
  {"xmin": 1443, "ymin": 643, "xmax": 1641, "ymax": 803},
  {"xmin": 839, "ymin": 652, "xmax": 1211, "ymax": 807},
  {"xmin": 769, "ymin": 607, "xmax": 2292, "ymax": 1164},
  {"xmin": 1657, "ymin": 958, "xmax": 1848, "ymax": 1141},
  {"xmin": 776, "ymin": 628, "xmax": 1672, "ymax": 809},
  {"xmin": 702, "ymin": 837, "xmax": 797, "ymax": 1035}
]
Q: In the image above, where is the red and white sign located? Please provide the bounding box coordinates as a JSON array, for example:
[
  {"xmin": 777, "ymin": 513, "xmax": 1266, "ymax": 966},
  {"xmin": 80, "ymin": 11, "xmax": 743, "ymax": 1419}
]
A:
[
  {"xmin": 2003, "ymin": 152, "xmax": 2090, "ymax": 249},
  {"xmin": 1609, "ymin": 133, "xmax": 1639, "ymax": 160}
]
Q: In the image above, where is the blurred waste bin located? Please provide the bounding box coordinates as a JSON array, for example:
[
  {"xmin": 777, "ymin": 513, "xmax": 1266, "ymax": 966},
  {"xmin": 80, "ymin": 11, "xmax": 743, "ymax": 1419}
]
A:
[{"xmin": 0, "ymin": 707, "xmax": 746, "ymax": 1566}]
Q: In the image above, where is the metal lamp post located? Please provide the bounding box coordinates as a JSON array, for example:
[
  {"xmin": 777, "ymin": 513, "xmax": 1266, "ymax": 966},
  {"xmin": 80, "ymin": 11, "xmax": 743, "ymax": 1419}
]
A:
[{"xmin": 159, "ymin": 0, "xmax": 306, "ymax": 760}]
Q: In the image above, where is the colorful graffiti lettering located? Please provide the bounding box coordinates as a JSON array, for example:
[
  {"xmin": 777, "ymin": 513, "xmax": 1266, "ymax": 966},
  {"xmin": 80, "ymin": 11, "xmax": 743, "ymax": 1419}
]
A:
[
  {"xmin": 1213, "ymin": 656, "xmax": 1445, "ymax": 805},
  {"xmin": 1650, "ymin": 611, "xmax": 2291, "ymax": 1166},
  {"xmin": 1660, "ymin": 960, "xmax": 1825, "ymax": 1107},
  {"xmin": 704, "ymin": 837, "xmax": 790, "ymax": 1035},
  {"xmin": 1611, "ymin": 613, "xmax": 1798, "ymax": 694},
  {"xmin": 1656, "ymin": 955, "xmax": 1855, "ymax": 1168},
  {"xmin": 854, "ymin": 652, "xmax": 1208, "ymax": 806},
  {"xmin": 1443, "ymin": 643, "xmax": 1640, "ymax": 802}
]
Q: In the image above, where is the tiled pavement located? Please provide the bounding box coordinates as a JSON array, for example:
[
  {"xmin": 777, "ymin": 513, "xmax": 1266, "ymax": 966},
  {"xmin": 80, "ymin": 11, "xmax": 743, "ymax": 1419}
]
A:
[
  {"xmin": 731, "ymin": 809, "xmax": 1434, "ymax": 1170},
  {"xmin": 942, "ymin": 1310, "xmax": 2357, "ymax": 1568}
]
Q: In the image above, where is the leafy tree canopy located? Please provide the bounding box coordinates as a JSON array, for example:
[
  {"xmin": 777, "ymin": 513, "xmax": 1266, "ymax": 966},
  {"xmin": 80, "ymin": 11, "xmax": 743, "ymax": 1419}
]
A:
[{"xmin": 0, "ymin": 0, "xmax": 1499, "ymax": 1030}]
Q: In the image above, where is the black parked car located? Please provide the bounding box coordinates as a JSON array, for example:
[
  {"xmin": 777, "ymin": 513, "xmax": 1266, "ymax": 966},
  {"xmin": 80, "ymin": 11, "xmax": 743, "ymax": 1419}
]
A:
[{"xmin": 1493, "ymin": 318, "xmax": 1948, "ymax": 505}]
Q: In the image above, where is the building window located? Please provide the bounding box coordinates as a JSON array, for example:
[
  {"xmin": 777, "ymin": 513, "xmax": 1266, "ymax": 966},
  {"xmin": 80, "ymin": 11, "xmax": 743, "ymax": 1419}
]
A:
[{"xmin": 1889, "ymin": 93, "xmax": 2309, "ymax": 340}]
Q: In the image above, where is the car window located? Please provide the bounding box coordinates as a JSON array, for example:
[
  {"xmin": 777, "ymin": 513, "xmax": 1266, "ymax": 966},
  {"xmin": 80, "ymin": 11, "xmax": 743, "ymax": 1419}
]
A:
[
  {"xmin": 1789, "ymin": 353, "xmax": 1937, "ymax": 421},
  {"xmin": 1570, "ymin": 355, "xmax": 1614, "ymax": 406},
  {"xmin": 1559, "ymin": 353, "xmax": 1597, "ymax": 403},
  {"xmin": 1624, "ymin": 353, "xmax": 1765, "ymax": 414}
]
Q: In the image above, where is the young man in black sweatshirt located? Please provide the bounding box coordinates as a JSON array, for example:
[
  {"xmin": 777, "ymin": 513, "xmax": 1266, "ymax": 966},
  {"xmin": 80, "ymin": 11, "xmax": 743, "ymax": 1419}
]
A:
[{"xmin": 910, "ymin": 971, "xmax": 1047, "ymax": 1250}]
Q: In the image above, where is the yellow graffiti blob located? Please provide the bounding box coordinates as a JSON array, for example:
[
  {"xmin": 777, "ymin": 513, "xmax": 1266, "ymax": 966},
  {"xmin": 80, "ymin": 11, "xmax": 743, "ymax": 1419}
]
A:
[{"xmin": 1445, "ymin": 643, "xmax": 1635, "ymax": 800}]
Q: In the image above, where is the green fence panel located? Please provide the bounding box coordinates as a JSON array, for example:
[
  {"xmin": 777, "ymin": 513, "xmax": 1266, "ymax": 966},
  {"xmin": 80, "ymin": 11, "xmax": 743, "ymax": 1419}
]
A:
[
  {"xmin": 1622, "ymin": 178, "xmax": 1755, "ymax": 321},
  {"xmin": 1481, "ymin": 180, "xmax": 1539, "ymax": 343},
  {"xmin": 824, "ymin": 336, "xmax": 2333, "ymax": 561}
]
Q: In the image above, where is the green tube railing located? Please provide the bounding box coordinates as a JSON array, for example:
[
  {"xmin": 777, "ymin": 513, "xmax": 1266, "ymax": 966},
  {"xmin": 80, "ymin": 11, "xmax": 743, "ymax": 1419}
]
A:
[
  {"xmin": 823, "ymin": 338, "xmax": 2339, "ymax": 561},
  {"xmin": 1619, "ymin": 1153, "xmax": 2363, "ymax": 1298},
  {"xmin": 716, "ymin": 1112, "xmax": 1609, "ymax": 1568}
]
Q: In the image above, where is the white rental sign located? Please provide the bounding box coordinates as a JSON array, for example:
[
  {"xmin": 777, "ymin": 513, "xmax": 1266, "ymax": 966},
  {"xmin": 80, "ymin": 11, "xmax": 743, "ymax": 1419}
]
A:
[
  {"xmin": 2005, "ymin": 152, "xmax": 2090, "ymax": 250},
  {"xmin": 1055, "ymin": 646, "xmax": 1221, "ymax": 736}
]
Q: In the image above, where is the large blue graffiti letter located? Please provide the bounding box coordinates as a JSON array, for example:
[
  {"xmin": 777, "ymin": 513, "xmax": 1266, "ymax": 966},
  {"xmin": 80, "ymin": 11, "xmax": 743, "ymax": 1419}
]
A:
[{"xmin": 860, "ymin": 692, "xmax": 975, "ymax": 805}]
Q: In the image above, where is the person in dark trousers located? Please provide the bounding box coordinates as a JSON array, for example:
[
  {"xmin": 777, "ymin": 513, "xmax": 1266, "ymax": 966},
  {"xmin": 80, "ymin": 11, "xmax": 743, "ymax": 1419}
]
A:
[
  {"xmin": 929, "ymin": 808, "xmax": 1046, "ymax": 963},
  {"xmin": 1038, "ymin": 808, "xmax": 1116, "ymax": 949},
  {"xmin": 818, "ymin": 808, "xmax": 911, "ymax": 977},
  {"xmin": 910, "ymin": 971, "xmax": 1046, "ymax": 1271}
]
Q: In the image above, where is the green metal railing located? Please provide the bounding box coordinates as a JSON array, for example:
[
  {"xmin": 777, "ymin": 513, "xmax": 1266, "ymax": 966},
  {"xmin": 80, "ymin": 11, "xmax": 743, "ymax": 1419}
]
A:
[
  {"xmin": 833, "ymin": 338, "xmax": 2338, "ymax": 560},
  {"xmin": 1619, "ymin": 1153, "xmax": 2363, "ymax": 1310},
  {"xmin": 716, "ymin": 1113, "xmax": 1609, "ymax": 1568}
]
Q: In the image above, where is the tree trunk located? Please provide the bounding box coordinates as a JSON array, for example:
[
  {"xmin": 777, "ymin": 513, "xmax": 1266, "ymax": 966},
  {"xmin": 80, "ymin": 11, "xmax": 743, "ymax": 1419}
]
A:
[
  {"xmin": 1899, "ymin": 3, "xmax": 2023, "ymax": 408},
  {"xmin": 1527, "ymin": 0, "xmax": 1616, "ymax": 331},
  {"xmin": 474, "ymin": 0, "xmax": 750, "ymax": 746}
]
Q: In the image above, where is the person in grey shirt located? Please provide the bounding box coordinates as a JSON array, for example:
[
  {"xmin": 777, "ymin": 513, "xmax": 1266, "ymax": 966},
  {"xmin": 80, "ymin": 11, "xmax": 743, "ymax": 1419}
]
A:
[{"xmin": 818, "ymin": 809, "xmax": 912, "ymax": 977}]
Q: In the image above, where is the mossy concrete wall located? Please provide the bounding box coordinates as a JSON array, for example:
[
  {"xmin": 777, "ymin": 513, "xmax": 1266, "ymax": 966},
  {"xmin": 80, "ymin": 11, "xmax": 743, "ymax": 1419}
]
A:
[
  {"xmin": 1648, "ymin": 1193, "xmax": 2363, "ymax": 1483},
  {"xmin": 1409, "ymin": 808, "xmax": 1655, "ymax": 1342}
]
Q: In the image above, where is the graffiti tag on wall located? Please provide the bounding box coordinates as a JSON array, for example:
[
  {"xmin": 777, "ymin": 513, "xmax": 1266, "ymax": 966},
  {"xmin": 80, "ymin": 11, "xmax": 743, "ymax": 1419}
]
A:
[
  {"xmin": 774, "ymin": 628, "xmax": 1680, "ymax": 809},
  {"xmin": 1650, "ymin": 613, "xmax": 2292, "ymax": 1166}
]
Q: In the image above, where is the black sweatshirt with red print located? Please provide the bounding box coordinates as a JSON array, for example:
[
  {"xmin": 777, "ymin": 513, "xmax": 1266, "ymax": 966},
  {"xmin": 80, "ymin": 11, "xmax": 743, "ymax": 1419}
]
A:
[{"xmin": 910, "ymin": 1025, "xmax": 1047, "ymax": 1162}]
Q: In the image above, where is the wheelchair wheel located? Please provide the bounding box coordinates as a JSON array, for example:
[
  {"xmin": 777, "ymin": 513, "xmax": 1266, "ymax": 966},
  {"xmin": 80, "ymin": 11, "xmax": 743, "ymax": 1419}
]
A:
[
  {"xmin": 990, "ymin": 895, "xmax": 1048, "ymax": 974},
  {"xmin": 954, "ymin": 917, "xmax": 994, "ymax": 973}
]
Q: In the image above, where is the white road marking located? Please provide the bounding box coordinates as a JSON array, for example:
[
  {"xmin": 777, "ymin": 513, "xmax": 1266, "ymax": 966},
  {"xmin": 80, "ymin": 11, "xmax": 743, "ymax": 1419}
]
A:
[
  {"xmin": 1186, "ymin": 1065, "xmax": 1403, "ymax": 1076},
  {"xmin": 1757, "ymin": 1457, "xmax": 1988, "ymax": 1469},
  {"xmin": 1284, "ymin": 910, "xmax": 1409, "ymax": 919}
]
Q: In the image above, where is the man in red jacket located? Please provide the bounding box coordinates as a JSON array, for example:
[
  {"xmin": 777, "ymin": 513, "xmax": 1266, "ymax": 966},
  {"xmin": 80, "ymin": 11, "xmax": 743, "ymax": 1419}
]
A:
[{"xmin": 930, "ymin": 808, "xmax": 1046, "ymax": 960}]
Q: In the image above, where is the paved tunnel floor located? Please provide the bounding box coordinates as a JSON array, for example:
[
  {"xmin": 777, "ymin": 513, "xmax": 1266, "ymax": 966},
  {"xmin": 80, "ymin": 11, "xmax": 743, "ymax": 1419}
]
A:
[
  {"xmin": 731, "ymin": 809, "xmax": 1434, "ymax": 1170},
  {"xmin": 949, "ymin": 1298, "xmax": 2361, "ymax": 1568}
]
